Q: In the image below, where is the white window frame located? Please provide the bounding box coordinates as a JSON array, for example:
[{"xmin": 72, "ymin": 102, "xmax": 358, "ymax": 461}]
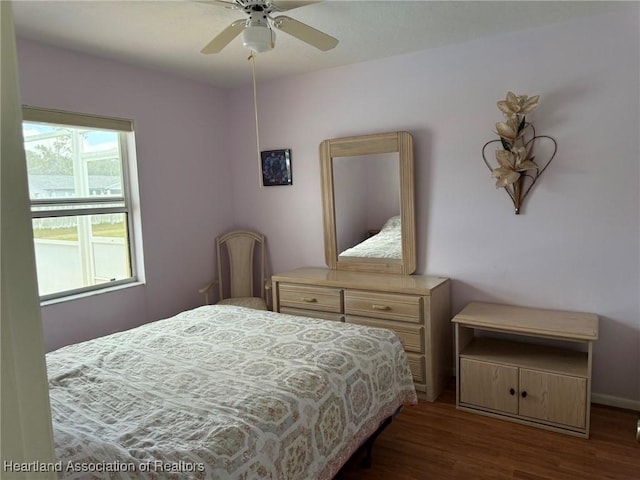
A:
[{"xmin": 23, "ymin": 106, "xmax": 143, "ymax": 302}]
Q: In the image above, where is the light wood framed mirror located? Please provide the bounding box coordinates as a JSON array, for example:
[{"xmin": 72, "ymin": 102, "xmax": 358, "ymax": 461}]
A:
[{"xmin": 320, "ymin": 131, "xmax": 416, "ymax": 274}]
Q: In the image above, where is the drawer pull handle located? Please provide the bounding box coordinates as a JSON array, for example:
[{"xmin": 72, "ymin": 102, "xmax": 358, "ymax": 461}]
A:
[
  {"xmin": 521, "ymin": 391, "xmax": 528, "ymax": 398},
  {"xmin": 302, "ymin": 297, "xmax": 317, "ymax": 303},
  {"xmin": 509, "ymin": 388, "xmax": 515, "ymax": 396},
  {"xmin": 372, "ymin": 304, "xmax": 390, "ymax": 311}
]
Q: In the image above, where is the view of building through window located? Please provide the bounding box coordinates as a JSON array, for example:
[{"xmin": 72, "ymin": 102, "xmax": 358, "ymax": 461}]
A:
[{"xmin": 23, "ymin": 108, "xmax": 138, "ymax": 299}]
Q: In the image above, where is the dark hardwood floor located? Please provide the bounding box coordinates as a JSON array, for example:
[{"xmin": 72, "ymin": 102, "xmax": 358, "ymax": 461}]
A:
[{"xmin": 338, "ymin": 384, "xmax": 639, "ymax": 480}]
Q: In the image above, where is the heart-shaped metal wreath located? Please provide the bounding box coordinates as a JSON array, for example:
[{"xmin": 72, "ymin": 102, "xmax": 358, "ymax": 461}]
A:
[
  {"xmin": 482, "ymin": 92, "xmax": 558, "ymax": 214},
  {"xmin": 482, "ymin": 130, "xmax": 557, "ymax": 214}
]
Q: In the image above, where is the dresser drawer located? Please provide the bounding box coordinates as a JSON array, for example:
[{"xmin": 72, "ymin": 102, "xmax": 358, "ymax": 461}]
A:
[
  {"xmin": 280, "ymin": 307, "xmax": 344, "ymax": 323},
  {"xmin": 346, "ymin": 316, "xmax": 425, "ymax": 354},
  {"xmin": 406, "ymin": 352, "xmax": 426, "ymax": 383},
  {"xmin": 278, "ymin": 283, "xmax": 343, "ymax": 313},
  {"xmin": 345, "ymin": 290, "xmax": 423, "ymax": 323}
]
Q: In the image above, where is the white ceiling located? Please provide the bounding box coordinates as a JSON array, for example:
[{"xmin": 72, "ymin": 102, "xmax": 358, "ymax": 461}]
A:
[{"xmin": 12, "ymin": 1, "xmax": 626, "ymax": 89}]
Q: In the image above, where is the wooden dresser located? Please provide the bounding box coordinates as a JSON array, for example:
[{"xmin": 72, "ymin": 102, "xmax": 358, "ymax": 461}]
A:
[{"xmin": 271, "ymin": 267, "xmax": 451, "ymax": 402}]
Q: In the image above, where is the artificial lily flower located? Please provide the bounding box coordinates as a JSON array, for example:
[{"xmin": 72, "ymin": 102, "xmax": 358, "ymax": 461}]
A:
[
  {"xmin": 491, "ymin": 147, "xmax": 538, "ymax": 188},
  {"xmin": 497, "ymin": 91, "xmax": 540, "ymax": 116},
  {"xmin": 495, "ymin": 115, "xmax": 521, "ymax": 142}
]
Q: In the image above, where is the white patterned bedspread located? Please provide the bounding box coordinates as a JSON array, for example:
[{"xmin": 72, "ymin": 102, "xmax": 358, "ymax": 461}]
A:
[
  {"xmin": 338, "ymin": 215, "xmax": 402, "ymax": 260},
  {"xmin": 47, "ymin": 305, "xmax": 417, "ymax": 479}
]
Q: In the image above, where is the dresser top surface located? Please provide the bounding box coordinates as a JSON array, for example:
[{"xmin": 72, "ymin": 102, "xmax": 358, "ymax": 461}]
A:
[
  {"xmin": 272, "ymin": 267, "xmax": 449, "ymax": 294},
  {"xmin": 452, "ymin": 302, "xmax": 599, "ymax": 341}
]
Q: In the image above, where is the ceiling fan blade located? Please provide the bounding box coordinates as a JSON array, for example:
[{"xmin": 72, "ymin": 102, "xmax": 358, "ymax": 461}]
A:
[
  {"xmin": 271, "ymin": 15, "xmax": 338, "ymax": 51},
  {"xmin": 271, "ymin": 1, "xmax": 320, "ymax": 12},
  {"xmin": 201, "ymin": 19, "xmax": 246, "ymax": 54},
  {"xmin": 195, "ymin": 0, "xmax": 240, "ymax": 8}
]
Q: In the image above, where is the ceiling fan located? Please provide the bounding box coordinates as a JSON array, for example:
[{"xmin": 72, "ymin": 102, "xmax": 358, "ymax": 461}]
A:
[{"xmin": 200, "ymin": 0, "xmax": 339, "ymax": 54}]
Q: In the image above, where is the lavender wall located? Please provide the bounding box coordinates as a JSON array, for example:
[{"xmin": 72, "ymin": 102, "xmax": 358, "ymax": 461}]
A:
[
  {"xmin": 17, "ymin": 40, "xmax": 234, "ymax": 350},
  {"xmin": 227, "ymin": 8, "xmax": 640, "ymax": 404}
]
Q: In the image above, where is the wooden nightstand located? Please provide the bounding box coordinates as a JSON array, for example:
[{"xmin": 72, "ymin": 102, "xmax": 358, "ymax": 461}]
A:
[{"xmin": 452, "ymin": 302, "xmax": 598, "ymax": 438}]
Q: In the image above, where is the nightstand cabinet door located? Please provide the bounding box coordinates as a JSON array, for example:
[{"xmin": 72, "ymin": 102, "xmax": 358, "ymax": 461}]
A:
[
  {"xmin": 519, "ymin": 369, "xmax": 587, "ymax": 429},
  {"xmin": 460, "ymin": 358, "xmax": 518, "ymax": 414}
]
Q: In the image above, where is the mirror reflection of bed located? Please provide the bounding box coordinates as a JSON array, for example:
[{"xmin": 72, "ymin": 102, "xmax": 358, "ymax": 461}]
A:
[
  {"xmin": 334, "ymin": 152, "xmax": 402, "ymax": 263},
  {"xmin": 338, "ymin": 214, "xmax": 402, "ymax": 262}
]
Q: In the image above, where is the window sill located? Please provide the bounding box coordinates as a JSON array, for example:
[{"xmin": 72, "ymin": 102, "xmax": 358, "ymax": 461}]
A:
[{"xmin": 40, "ymin": 281, "xmax": 145, "ymax": 307}]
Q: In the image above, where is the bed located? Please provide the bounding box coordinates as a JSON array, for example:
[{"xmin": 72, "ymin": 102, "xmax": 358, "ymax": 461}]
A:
[
  {"xmin": 338, "ymin": 215, "xmax": 402, "ymax": 261},
  {"xmin": 47, "ymin": 305, "xmax": 417, "ymax": 479}
]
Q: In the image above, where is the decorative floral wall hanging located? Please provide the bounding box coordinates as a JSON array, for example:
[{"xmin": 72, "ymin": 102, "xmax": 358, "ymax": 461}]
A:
[{"xmin": 482, "ymin": 91, "xmax": 557, "ymax": 214}]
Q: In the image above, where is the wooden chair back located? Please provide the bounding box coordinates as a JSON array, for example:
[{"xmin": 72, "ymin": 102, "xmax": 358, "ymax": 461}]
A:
[{"xmin": 216, "ymin": 230, "xmax": 265, "ymax": 302}]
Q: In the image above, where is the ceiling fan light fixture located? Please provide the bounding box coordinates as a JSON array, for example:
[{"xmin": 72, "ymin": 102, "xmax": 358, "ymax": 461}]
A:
[
  {"xmin": 242, "ymin": 24, "xmax": 274, "ymax": 53},
  {"xmin": 200, "ymin": 1, "xmax": 338, "ymax": 55}
]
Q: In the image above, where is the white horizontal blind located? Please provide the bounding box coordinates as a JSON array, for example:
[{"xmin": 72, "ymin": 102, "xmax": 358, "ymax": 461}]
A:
[{"xmin": 23, "ymin": 106, "xmax": 133, "ymax": 132}]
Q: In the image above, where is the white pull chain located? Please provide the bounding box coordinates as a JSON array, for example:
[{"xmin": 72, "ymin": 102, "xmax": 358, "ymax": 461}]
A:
[{"xmin": 249, "ymin": 53, "xmax": 262, "ymax": 187}]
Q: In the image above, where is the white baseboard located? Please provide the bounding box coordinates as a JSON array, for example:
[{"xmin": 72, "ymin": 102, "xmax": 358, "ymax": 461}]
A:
[{"xmin": 592, "ymin": 392, "xmax": 640, "ymax": 412}]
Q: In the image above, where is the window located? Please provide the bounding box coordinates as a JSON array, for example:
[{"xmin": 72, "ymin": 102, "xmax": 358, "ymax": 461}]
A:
[{"xmin": 22, "ymin": 106, "xmax": 141, "ymax": 301}]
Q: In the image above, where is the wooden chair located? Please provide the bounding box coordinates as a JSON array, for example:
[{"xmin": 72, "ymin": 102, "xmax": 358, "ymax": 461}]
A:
[{"xmin": 199, "ymin": 230, "xmax": 271, "ymax": 310}]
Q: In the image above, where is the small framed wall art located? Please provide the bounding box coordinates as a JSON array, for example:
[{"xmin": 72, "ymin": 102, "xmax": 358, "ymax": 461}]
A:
[{"xmin": 261, "ymin": 149, "xmax": 292, "ymax": 186}]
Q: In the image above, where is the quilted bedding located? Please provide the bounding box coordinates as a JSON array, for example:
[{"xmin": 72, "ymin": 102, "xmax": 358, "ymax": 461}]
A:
[
  {"xmin": 338, "ymin": 215, "xmax": 402, "ymax": 260},
  {"xmin": 47, "ymin": 305, "xmax": 417, "ymax": 479}
]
